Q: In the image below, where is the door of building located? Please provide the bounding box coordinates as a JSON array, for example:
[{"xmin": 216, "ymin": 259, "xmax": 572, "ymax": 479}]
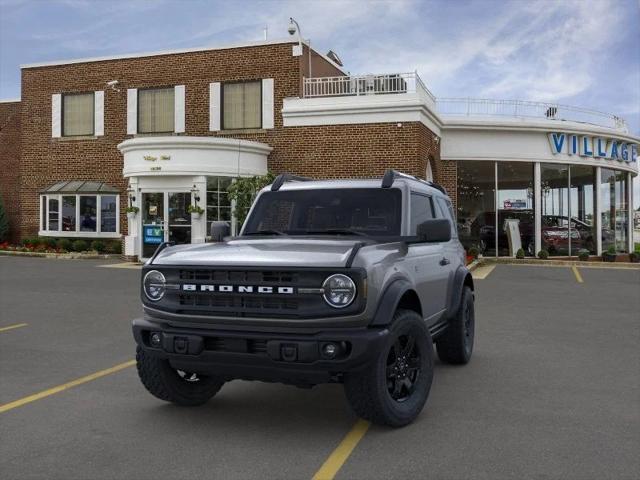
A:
[{"xmin": 141, "ymin": 192, "xmax": 192, "ymax": 259}]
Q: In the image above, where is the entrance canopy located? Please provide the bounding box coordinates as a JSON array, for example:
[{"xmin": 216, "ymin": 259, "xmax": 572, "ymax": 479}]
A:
[{"xmin": 41, "ymin": 180, "xmax": 120, "ymax": 194}]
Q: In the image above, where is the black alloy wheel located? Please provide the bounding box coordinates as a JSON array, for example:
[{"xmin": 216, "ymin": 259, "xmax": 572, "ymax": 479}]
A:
[{"xmin": 386, "ymin": 334, "xmax": 421, "ymax": 402}]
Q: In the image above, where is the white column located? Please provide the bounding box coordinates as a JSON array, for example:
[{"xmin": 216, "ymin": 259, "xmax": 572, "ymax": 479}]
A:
[
  {"xmin": 124, "ymin": 177, "xmax": 140, "ymax": 258},
  {"xmin": 534, "ymin": 162, "xmax": 541, "ymax": 256},
  {"xmin": 191, "ymin": 175, "xmax": 207, "ymax": 244},
  {"xmin": 595, "ymin": 167, "xmax": 602, "ymax": 256},
  {"xmin": 628, "ymin": 172, "xmax": 633, "ymax": 253}
]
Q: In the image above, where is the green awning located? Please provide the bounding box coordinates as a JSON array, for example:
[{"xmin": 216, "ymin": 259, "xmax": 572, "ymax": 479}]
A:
[{"xmin": 41, "ymin": 181, "xmax": 120, "ymax": 194}]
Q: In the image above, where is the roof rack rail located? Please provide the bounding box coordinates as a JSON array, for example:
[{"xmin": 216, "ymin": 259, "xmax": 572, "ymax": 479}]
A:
[
  {"xmin": 271, "ymin": 173, "xmax": 313, "ymax": 191},
  {"xmin": 381, "ymin": 169, "xmax": 447, "ymax": 195}
]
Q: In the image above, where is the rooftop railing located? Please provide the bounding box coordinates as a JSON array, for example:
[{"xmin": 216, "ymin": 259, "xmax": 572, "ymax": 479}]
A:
[
  {"xmin": 436, "ymin": 98, "xmax": 628, "ymax": 132},
  {"xmin": 303, "ymin": 72, "xmax": 436, "ymax": 102},
  {"xmin": 301, "ymin": 73, "xmax": 628, "ymax": 132}
]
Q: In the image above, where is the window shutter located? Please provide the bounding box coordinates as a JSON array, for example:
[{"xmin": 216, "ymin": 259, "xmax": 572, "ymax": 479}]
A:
[
  {"xmin": 51, "ymin": 94, "xmax": 62, "ymax": 138},
  {"xmin": 209, "ymin": 82, "xmax": 221, "ymax": 131},
  {"xmin": 127, "ymin": 88, "xmax": 137, "ymax": 134},
  {"xmin": 94, "ymin": 91, "xmax": 104, "ymax": 136},
  {"xmin": 174, "ymin": 85, "xmax": 185, "ymax": 133},
  {"xmin": 262, "ymin": 78, "xmax": 274, "ymax": 129}
]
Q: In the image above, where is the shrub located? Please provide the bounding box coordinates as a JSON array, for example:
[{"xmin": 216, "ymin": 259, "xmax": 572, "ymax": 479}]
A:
[
  {"xmin": 0, "ymin": 195, "xmax": 9, "ymax": 242},
  {"xmin": 606, "ymin": 245, "xmax": 616, "ymax": 255},
  {"xmin": 537, "ymin": 249, "xmax": 549, "ymax": 260},
  {"xmin": 21, "ymin": 236, "xmax": 38, "ymax": 247},
  {"xmin": 227, "ymin": 172, "xmax": 276, "ymax": 227},
  {"xmin": 90, "ymin": 240, "xmax": 106, "ymax": 253},
  {"xmin": 467, "ymin": 246, "xmax": 480, "ymax": 259},
  {"xmin": 42, "ymin": 237, "xmax": 57, "ymax": 249},
  {"xmin": 71, "ymin": 239, "xmax": 88, "ymax": 252},
  {"xmin": 57, "ymin": 238, "xmax": 73, "ymax": 251},
  {"xmin": 106, "ymin": 240, "xmax": 122, "ymax": 254},
  {"xmin": 515, "ymin": 248, "xmax": 525, "ymax": 259},
  {"xmin": 577, "ymin": 249, "xmax": 589, "ymax": 261}
]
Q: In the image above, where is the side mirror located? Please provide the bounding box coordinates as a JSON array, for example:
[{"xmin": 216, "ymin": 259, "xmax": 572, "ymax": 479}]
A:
[
  {"xmin": 210, "ymin": 221, "xmax": 231, "ymax": 242},
  {"xmin": 416, "ymin": 219, "xmax": 452, "ymax": 243}
]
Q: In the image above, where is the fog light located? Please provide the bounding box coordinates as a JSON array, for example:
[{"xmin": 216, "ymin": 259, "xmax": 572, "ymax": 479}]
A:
[
  {"xmin": 323, "ymin": 343, "xmax": 338, "ymax": 358},
  {"xmin": 150, "ymin": 332, "xmax": 162, "ymax": 347}
]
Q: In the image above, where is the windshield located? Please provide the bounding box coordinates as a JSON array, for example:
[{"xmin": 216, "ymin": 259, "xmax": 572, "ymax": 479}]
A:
[{"xmin": 243, "ymin": 188, "xmax": 402, "ymax": 237}]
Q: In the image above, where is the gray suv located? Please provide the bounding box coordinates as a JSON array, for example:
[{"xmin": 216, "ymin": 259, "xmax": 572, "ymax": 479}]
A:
[{"xmin": 133, "ymin": 170, "xmax": 475, "ymax": 427}]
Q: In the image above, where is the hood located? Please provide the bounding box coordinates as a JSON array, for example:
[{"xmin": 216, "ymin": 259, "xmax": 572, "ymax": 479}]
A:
[{"xmin": 150, "ymin": 238, "xmax": 366, "ymax": 267}]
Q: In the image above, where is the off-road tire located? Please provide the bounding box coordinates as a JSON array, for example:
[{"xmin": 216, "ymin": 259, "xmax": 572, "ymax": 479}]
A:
[
  {"xmin": 136, "ymin": 346, "xmax": 224, "ymax": 406},
  {"xmin": 344, "ymin": 309, "xmax": 434, "ymax": 427},
  {"xmin": 436, "ymin": 286, "xmax": 474, "ymax": 364}
]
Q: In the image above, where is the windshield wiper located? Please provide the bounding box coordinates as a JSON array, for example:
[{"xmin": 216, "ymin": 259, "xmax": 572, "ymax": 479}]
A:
[
  {"xmin": 243, "ymin": 229, "xmax": 287, "ymax": 236},
  {"xmin": 302, "ymin": 229, "xmax": 368, "ymax": 237}
]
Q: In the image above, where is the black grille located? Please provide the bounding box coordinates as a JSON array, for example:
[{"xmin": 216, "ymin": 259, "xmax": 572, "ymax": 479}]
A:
[{"xmin": 145, "ymin": 267, "xmax": 365, "ymax": 319}]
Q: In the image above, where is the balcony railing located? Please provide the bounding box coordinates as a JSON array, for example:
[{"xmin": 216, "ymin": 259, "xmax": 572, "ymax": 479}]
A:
[
  {"xmin": 303, "ymin": 72, "xmax": 435, "ymax": 101},
  {"xmin": 436, "ymin": 97, "xmax": 628, "ymax": 132},
  {"xmin": 301, "ymin": 73, "xmax": 628, "ymax": 132}
]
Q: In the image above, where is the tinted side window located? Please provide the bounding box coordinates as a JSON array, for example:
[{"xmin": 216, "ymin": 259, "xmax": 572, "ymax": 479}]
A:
[
  {"xmin": 436, "ymin": 197, "xmax": 457, "ymax": 238},
  {"xmin": 410, "ymin": 193, "xmax": 434, "ymax": 234}
]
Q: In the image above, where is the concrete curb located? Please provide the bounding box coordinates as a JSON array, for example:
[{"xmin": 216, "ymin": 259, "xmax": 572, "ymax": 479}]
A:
[
  {"xmin": 480, "ymin": 257, "xmax": 640, "ymax": 270},
  {"xmin": 0, "ymin": 250, "xmax": 121, "ymax": 260}
]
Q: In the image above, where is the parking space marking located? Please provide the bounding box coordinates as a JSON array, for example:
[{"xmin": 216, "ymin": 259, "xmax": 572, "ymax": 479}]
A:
[
  {"xmin": 471, "ymin": 264, "xmax": 496, "ymax": 280},
  {"xmin": 98, "ymin": 262, "xmax": 142, "ymax": 269},
  {"xmin": 0, "ymin": 360, "xmax": 135, "ymax": 414},
  {"xmin": 0, "ymin": 323, "xmax": 28, "ymax": 333},
  {"xmin": 571, "ymin": 266, "xmax": 584, "ymax": 283},
  {"xmin": 312, "ymin": 419, "xmax": 370, "ymax": 480}
]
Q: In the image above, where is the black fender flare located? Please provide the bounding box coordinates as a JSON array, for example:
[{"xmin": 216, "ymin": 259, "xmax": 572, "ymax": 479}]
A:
[
  {"xmin": 370, "ymin": 278, "xmax": 417, "ymax": 326},
  {"xmin": 446, "ymin": 266, "xmax": 474, "ymax": 317}
]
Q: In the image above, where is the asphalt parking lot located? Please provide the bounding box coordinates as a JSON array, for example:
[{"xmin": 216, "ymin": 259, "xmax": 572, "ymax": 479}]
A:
[{"xmin": 1, "ymin": 257, "xmax": 639, "ymax": 480}]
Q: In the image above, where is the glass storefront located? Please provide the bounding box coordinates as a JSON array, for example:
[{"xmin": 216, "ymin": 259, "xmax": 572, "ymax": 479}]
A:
[
  {"xmin": 457, "ymin": 161, "xmax": 630, "ymax": 257},
  {"xmin": 457, "ymin": 161, "xmax": 496, "ymax": 256},
  {"xmin": 601, "ymin": 169, "xmax": 629, "ymax": 253},
  {"xmin": 497, "ymin": 162, "xmax": 534, "ymax": 256}
]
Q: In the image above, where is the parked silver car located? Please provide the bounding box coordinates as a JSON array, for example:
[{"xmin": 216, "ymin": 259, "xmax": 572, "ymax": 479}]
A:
[{"xmin": 133, "ymin": 170, "xmax": 475, "ymax": 426}]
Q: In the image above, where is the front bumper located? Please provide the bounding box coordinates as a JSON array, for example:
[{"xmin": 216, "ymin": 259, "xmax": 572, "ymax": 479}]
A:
[{"xmin": 132, "ymin": 317, "xmax": 389, "ymax": 386}]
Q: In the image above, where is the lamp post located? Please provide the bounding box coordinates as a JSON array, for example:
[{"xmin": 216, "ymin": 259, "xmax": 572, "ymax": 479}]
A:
[{"xmin": 288, "ymin": 17, "xmax": 312, "ymax": 79}]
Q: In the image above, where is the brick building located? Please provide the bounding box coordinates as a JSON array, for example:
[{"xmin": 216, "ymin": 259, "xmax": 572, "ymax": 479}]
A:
[{"xmin": 0, "ymin": 38, "xmax": 637, "ymax": 259}]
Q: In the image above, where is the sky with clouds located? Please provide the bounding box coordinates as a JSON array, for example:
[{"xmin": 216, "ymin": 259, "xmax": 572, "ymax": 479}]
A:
[{"xmin": 1, "ymin": 0, "xmax": 638, "ymax": 203}]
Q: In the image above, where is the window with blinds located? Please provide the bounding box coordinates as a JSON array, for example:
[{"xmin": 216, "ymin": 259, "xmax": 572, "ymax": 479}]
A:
[
  {"xmin": 62, "ymin": 93, "xmax": 94, "ymax": 136},
  {"xmin": 138, "ymin": 87, "xmax": 175, "ymax": 133},
  {"xmin": 222, "ymin": 81, "xmax": 261, "ymax": 129}
]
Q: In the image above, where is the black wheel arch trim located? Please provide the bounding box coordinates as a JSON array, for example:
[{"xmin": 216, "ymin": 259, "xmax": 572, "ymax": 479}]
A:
[
  {"xmin": 447, "ymin": 266, "xmax": 474, "ymax": 317},
  {"xmin": 370, "ymin": 278, "xmax": 419, "ymax": 326}
]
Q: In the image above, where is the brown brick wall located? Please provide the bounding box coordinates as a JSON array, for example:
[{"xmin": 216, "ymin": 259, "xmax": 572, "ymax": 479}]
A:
[
  {"xmin": 15, "ymin": 41, "xmax": 443, "ymax": 240},
  {"xmin": 0, "ymin": 101, "xmax": 21, "ymax": 242}
]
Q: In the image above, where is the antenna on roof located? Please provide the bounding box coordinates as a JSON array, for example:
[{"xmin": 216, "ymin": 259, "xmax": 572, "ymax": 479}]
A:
[{"xmin": 263, "ymin": 25, "xmax": 268, "ymax": 41}]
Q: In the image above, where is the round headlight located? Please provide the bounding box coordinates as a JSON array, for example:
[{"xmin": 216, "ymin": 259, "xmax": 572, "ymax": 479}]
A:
[
  {"xmin": 143, "ymin": 270, "xmax": 166, "ymax": 301},
  {"xmin": 322, "ymin": 274, "xmax": 356, "ymax": 308}
]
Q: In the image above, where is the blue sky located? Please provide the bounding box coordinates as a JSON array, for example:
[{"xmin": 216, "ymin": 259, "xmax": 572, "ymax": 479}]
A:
[{"xmin": 1, "ymin": 0, "xmax": 638, "ymax": 202}]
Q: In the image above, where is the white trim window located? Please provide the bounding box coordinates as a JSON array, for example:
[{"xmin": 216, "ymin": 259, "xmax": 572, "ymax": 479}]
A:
[
  {"xmin": 222, "ymin": 80, "xmax": 262, "ymax": 130},
  {"xmin": 39, "ymin": 193, "xmax": 120, "ymax": 238},
  {"xmin": 52, "ymin": 91, "xmax": 105, "ymax": 138},
  {"xmin": 128, "ymin": 85, "xmax": 185, "ymax": 134}
]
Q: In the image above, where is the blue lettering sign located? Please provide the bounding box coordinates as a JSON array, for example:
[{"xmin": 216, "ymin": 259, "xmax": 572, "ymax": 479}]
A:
[
  {"xmin": 596, "ymin": 138, "xmax": 607, "ymax": 157},
  {"xmin": 144, "ymin": 226, "xmax": 163, "ymax": 245},
  {"xmin": 631, "ymin": 144, "xmax": 638, "ymax": 163},
  {"xmin": 609, "ymin": 141, "xmax": 619, "ymax": 160},
  {"xmin": 580, "ymin": 136, "xmax": 593, "ymax": 156},
  {"xmin": 620, "ymin": 143, "xmax": 628, "ymax": 162},
  {"xmin": 549, "ymin": 133, "xmax": 565, "ymax": 154},
  {"xmin": 569, "ymin": 135, "xmax": 579, "ymax": 155}
]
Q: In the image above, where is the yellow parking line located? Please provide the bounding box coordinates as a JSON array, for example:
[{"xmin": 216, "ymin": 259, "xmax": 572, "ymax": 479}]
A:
[
  {"xmin": 98, "ymin": 262, "xmax": 142, "ymax": 269},
  {"xmin": 571, "ymin": 265, "xmax": 584, "ymax": 283},
  {"xmin": 312, "ymin": 419, "xmax": 371, "ymax": 480},
  {"xmin": 0, "ymin": 360, "xmax": 135, "ymax": 414},
  {"xmin": 0, "ymin": 323, "xmax": 28, "ymax": 333},
  {"xmin": 471, "ymin": 264, "xmax": 496, "ymax": 280}
]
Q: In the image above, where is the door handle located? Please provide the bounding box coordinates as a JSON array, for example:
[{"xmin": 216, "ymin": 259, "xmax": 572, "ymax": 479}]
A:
[{"xmin": 439, "ymin": 257, "xmax": 450, "ymax": 266}]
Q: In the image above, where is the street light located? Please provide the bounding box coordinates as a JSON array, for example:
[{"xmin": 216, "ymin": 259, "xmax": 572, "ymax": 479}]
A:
[{"xmin": 288, "ymin": 17, "xmax": 311, "ymax": 78}]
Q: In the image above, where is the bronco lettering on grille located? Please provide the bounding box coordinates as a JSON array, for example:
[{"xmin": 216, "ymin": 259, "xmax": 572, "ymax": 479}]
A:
[{"xmin": 181, "ymin": 284, "xmax": 295, "ymax": 294}]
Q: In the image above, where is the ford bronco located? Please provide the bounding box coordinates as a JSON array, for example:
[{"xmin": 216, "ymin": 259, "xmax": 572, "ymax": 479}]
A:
[{"xmin": 133, "ymin": 170, "xmax": 475, "ymax": 427}]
